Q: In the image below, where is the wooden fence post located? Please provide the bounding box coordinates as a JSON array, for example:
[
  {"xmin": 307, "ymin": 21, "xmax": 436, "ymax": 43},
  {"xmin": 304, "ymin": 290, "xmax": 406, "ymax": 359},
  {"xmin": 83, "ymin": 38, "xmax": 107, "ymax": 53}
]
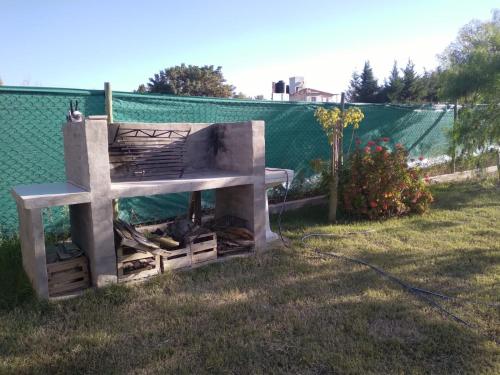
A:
[
  {"xmin": 105, "ymin": 82, "xmax": 119, "ymax": 219},
  {"xmin": 339, "ymin": 92, "xmax": 345, "ymax": 166},
  {"xmin": 105, "ymin": 82, "xmax": 113, "ymax": 124}
]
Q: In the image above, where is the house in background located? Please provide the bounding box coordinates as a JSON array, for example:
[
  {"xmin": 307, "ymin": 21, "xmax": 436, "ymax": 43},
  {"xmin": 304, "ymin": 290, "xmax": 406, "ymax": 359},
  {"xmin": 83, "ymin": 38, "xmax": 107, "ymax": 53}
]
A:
[
  {"xmin": 290, "ymin": 87, "xmax": 337, "ymax": 103},
  {"xmin": 288, "ymin": 76, "xmax": 338, "ymax": 103}
]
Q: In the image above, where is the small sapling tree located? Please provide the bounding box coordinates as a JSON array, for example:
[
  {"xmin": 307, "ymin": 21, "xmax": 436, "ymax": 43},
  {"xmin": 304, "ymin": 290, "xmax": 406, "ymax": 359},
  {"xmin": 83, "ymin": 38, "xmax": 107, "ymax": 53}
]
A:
[{"xmin": 315, "ymin": 103, "xmax": 364, "ymax": 222}]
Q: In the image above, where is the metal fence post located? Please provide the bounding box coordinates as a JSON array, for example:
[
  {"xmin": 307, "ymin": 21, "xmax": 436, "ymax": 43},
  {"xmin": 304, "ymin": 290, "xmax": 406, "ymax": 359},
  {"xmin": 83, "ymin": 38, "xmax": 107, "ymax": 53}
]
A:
[{"xmin": 452, "ymin": 99, "xmax": 458, "ymax": 173}]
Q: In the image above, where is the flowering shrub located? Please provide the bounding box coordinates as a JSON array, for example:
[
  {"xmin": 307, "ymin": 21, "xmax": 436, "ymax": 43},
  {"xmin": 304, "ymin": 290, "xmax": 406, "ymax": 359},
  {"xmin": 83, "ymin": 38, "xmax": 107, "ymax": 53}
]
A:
[{"xmin": 340, "ymin": 139, "xmax": 433, "ymax": 219}]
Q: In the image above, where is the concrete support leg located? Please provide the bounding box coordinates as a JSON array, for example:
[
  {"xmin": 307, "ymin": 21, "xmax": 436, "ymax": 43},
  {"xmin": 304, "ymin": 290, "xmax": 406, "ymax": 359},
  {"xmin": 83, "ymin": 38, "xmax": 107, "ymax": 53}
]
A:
[
  {"xmin": 265, "ymin": 189, "xmax": 279, "ymax": 242},
  {"xmin": 70, "ymin": 201, "xmax": 117, "ymax": 287},
  {"xmin": 16, "ymin": 203, "xmax": 49, "ymax": 299},
  {"xmin": 215, "ymin": 183, "xmax": 266, "ymax": 252}
]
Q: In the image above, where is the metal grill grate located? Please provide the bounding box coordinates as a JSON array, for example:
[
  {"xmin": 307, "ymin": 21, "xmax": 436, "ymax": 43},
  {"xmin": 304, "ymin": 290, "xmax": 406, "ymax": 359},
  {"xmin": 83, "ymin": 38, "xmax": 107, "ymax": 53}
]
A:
[{"xmin": 109, "ymin": 126, "xmax": 190, "ymax": 181}]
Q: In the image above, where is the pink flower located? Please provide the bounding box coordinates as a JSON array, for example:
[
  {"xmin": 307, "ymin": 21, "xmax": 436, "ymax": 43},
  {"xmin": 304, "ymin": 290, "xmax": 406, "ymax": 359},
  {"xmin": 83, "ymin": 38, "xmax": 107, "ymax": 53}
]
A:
[
  {"xmin": 369, "ymin": 201, "xmax": 378, "ymax": 208},
  {"xmin": 376, "ymin": 146, "xmax": 383, "ymax": 152},
  {"xmin": 364, "ymin": 146, "xmax": 371, "ymax": 153},
  {"xmin": 395, "ymin": 143, "xmax": 403, "ymax": 149},
  {"xmin": 382, "ymin": 137, "xmax": 390, "ymax": 142},
  {"xmin": 355, "ymin": 138, "xmax": 361, "ymax": 145},
  {"xmin": 367, "ymin": 141, "xmax": 376, "ymax": 146},
  {"xmin": 418, "ymin": 155, "xmax": 424, "ymax": 161}
]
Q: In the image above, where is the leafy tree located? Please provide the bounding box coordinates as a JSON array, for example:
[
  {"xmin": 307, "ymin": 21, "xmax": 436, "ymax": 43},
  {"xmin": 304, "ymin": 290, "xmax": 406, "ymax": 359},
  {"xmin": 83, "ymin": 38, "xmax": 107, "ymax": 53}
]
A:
[
  {"xmin": 140, "ymin": 64, "xmax": 235, "ymax": 97},
  {"xmin": 400, "ymin": 59, "xmax": 424, "ymax": 102},
  {"xmin": 347, "ymin": 61, "xmax": 380, "ymax": 103},
  {"xmin": 384, "ymin": 61, "xmax": 404, "ymax": 102},
  {"xmin": 439, "ymin": 10, "xmax": 499, "ymax": 102},
  {"xmin": 439, "ymin": 10, "xmax": 500, "ymax": 177}
]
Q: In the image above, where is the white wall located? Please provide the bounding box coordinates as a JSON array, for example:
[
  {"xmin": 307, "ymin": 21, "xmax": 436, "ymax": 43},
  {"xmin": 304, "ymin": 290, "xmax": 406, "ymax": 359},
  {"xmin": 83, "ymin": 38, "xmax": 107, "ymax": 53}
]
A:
[{"xmin": 289, "ymin": 76, "xmax": 304, "ymax": 95}]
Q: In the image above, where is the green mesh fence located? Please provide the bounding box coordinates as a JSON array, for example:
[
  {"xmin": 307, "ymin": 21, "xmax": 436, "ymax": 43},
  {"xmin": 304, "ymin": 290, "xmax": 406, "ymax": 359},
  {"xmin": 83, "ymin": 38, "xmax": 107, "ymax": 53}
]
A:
[
  {"xmin": 0, "ymin": 87, "xmax": 104, "ymax": 236},
  {"xmin": 0, "ymin": 87, "xmax": 453, "ymax": 235}
]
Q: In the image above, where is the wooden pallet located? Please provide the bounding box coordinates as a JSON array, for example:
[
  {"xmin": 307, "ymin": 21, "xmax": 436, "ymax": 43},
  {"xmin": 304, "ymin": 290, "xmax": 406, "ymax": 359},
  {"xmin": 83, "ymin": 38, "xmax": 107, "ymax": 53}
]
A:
[
  {"xmin": 117, "ymin": 247, "xmax": 160, "ymax": 282},
  {"xmin": 159, "ymin": 247, "xmax": 191, "ymax": 271},
  {"xmin": 47, "ymin": 256, "xmax": 90, "ymax": 297},
  {"xmin": 188, "ymin": 233, "xmax": 217, "ymax": 264}
]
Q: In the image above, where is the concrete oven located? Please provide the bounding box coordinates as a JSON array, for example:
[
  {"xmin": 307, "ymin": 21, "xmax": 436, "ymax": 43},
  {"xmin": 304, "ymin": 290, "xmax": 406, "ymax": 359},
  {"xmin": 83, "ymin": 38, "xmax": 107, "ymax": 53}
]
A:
[{"xmin": 12, "ymin": 116, "xmax": 267, "ymax": 298}]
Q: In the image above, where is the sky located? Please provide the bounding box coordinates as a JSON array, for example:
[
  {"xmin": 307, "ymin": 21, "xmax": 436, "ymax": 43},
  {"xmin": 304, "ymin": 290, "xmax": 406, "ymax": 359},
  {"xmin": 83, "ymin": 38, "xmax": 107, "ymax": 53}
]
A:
[{"xmin": 0, "ymin": 0, "xmax": 498, "ymax": 98}]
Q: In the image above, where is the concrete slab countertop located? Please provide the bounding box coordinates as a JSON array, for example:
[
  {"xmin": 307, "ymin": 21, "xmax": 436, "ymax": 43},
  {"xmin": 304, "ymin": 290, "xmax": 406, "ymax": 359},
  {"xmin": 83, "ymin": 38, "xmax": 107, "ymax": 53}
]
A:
[
  {"xmin": 11, "ymin": 182, "xmax": 91, "ymax": 209},
  {"xmin": 110, "ymin": 169, "xmax": 255, "ymax": 199}
]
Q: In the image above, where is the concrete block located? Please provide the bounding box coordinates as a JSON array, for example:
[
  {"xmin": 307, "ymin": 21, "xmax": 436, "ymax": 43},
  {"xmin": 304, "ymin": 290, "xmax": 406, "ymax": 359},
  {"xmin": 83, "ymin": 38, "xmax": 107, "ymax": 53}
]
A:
[
  {"xmin": 16, "ymin": 203, "xmax": 49, "ymax": 299},
  {"xmin": 64, "ymin": 118, "xmax": 117, "ymax": 286},
  {"xmin": 215, "ymin": 182, "xmax": 266, "ymax": 252}
]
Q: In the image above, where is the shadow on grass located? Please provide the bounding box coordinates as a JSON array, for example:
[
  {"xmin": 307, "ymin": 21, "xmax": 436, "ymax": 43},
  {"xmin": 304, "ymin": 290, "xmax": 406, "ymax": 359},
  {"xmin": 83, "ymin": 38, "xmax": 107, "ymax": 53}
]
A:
[
  {"xmin": 0, "ymin": 246, "xmax": 497, "ymax": 374},
  {"xmin": 0, "ymin": 239, "xmax": 34, "ymax": 311},
  {"xmin": 430, "ymin": 180, "xmax": 500, "ymax": 211},
  {"xmin": 274, "ymin": 180, "xmax": 499, "ymax": 231}
]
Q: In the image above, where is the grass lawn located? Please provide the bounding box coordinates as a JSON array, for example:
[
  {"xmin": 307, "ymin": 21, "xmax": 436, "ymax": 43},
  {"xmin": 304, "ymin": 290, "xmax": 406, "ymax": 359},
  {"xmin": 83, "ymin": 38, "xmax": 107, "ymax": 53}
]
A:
[{"xmin": 0, "ymin": 180, "xmax": 499, "ymax": 374}]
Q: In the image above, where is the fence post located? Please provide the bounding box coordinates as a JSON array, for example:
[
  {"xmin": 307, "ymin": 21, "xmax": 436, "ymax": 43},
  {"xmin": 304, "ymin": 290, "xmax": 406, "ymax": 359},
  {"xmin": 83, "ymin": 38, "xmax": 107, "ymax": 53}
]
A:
[
  {"xmin": 452, "ymin": 99, "xmax": 458, "ymax": 173},
  {"xmin": 105, "ymin": 82, "xmax": 113, "ymax": 124},
  {"xmin": 339, "ymin": 92, "xmax": 345, "ymax": 166},
  {"xmin": 497, "ymin": 148, "xmax": 500, "ymax": 181},
  {"xmin": 105, "ymin": 82, "xmax": 119, "ymax": 218}
]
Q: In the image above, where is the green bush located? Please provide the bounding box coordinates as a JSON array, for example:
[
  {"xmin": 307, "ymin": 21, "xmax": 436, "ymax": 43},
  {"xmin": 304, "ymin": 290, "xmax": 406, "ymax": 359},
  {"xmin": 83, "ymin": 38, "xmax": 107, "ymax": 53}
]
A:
[{"xmin": 340, "ymin": 139, "xmax": 433, "ymax": 219}]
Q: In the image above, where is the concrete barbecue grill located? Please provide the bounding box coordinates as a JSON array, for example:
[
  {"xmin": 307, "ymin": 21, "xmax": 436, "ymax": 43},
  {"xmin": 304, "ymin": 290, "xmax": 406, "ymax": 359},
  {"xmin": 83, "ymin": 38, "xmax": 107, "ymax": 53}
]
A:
[{"xmin": 12, "ymin": 115, "xmax": 292, "ymax": 299}]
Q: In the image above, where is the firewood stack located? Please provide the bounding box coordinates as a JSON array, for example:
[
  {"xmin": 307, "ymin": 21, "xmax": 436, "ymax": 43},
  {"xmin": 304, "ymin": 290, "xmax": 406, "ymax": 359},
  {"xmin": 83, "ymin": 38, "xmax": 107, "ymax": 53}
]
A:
[
  {"xmin": 209, "ymin": 215, "xmax": 255, "ymax": 256},
  {"xmin": 113, "ymin": 215, "xmax": 255, "ymax": 279},
  {"xmin": 120, "ymin": 248, "xmax": 157, "ymax": 273},
  {"xmin": 113, "ymin": 219, "xmax": 161, "ymax": 281},
  {"xmin": 114, "ymin": 219, "xmax": 160, "ymax": 253}
]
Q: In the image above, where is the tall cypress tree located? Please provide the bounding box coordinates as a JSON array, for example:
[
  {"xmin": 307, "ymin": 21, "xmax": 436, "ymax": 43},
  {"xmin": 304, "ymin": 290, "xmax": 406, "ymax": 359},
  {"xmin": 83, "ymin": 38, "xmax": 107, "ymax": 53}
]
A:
[
  {"xmin": 400, "ymin": 59, "xmax": 424, "ymax": 102},
  {"xmin": 420, "ymin": 68, "xmax": 441, "ymax": 102},
  {"xmin": 357, "ymin": 61, "xmax": 379, "ymax": 102},
  {"xmin": 385, "ymin": 61, "xmax": 403, "ymax": 102},
  {"xmin": 347, "ymin": 61, "xmax": 380, "ymax": 103},
  {"xmin": 346, "ymin": 71, "xmax": 361, "ymax": 102}
]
